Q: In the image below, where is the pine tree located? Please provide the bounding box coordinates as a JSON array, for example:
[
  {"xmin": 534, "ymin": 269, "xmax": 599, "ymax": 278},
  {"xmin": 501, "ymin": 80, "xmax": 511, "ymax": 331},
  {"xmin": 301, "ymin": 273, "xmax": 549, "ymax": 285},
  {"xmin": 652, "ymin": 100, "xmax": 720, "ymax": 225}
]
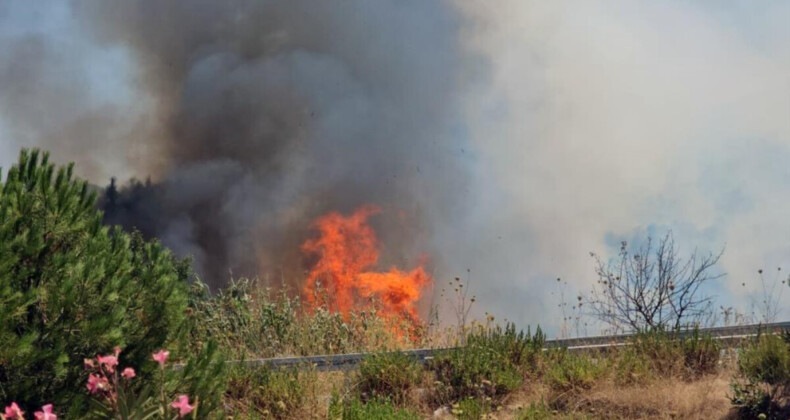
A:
[{"xmin": 0, "ymin": 149, "xmax": 190, "ymax": 414}]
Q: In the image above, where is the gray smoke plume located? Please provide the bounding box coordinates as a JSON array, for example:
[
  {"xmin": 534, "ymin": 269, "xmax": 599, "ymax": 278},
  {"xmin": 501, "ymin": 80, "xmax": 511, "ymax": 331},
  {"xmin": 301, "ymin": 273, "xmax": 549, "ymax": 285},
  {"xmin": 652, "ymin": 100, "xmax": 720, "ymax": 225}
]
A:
[
  {"xmin": 50, "ymin": 0, "xmax": 473, "ymax": 286},
  {"xmin": 6, "ymin": 2, "xmax": 786, "ymax": 332}
]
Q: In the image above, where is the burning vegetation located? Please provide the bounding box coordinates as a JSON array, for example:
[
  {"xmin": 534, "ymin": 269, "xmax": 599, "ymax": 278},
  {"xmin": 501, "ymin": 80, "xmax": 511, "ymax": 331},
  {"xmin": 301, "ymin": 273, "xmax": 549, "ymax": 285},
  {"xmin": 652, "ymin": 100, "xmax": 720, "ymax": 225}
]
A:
[{"xmin": 302, "ymin": 205, "xmax": 431, "ymax": 327}]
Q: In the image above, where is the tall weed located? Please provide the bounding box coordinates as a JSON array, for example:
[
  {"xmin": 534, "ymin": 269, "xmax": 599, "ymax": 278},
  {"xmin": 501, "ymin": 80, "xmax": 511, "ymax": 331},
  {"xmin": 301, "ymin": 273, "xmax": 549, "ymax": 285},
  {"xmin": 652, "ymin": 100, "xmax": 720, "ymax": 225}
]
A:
[
  {"xmin": 224, "ymin": 365, "xmax": 314, "ymax": 419},
  {"xmin": 186, "ymin": 279, "xmax": 410, "ymax": 359},
  {"xmin": 356, "ymin": 351, "xmax": 422, "ymax": 404},
  {"xmin": 428, "ymin": 324, "xmax": 543, "ymax": 404},
  {"xmin": 546, "ymin": 352, "xmax": 603, "ymax": 393},
  {"xmin": 620, "ymin": 328, "xmax": 720, "ymax": 380}
]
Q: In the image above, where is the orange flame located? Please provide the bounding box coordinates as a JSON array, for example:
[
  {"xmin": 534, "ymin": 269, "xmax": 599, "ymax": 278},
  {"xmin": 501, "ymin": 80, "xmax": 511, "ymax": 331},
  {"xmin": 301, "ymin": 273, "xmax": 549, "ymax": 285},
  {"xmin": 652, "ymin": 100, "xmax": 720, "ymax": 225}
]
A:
[{"xmin": 301, "ymin": 205, "xmax": 430, "ymax": 324}]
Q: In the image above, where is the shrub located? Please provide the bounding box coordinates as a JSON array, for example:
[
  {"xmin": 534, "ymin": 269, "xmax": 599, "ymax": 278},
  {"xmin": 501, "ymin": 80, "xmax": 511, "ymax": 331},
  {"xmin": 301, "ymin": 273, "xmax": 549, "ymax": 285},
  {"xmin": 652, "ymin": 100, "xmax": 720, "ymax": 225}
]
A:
[
  {"xmin": 730, "ymin": 333, "xmax": 790, "ymax": 418},
  {"xmin": 225, "ymin": 365, "xmax": 312, "ymax": 419},
  {"xmin": 186, "ymin": 278, "xmax": 269, "ymax": 358},
  {"xmin": 467, "ymin": 323, "xmax": 546, "ymax": 375},
  {"xmin": 186, "ymin": 278, "xmax": 405, "ymax": 359},
  {"xmin": 356, "ymin": 351, "xmax": 422, "ymax": 404},
  {"xmin": 629, "ymin": 329, "xmax": 684, "ymax": 375},
  {"xmin": 429, "ymin": 327, "xmax": 525, "ymax": 403},
  {"xmin": 613, "ymin": 348, "xmax": 652, "ymax": 385},
  {"xmin": 84, "ymin": 346, "xmax": 221, "ymax": 420},
  {"xmin": 545, "ymin": 352, "xmax": 603, "ymax": 393},
  {"xmin": 166, "ymin": 342, "xmax": 228, "ymax": 418},
  {"xmin": 621, "ymin": 328, "xmax": 720, "ymax": 380},
  {"xmin": 681, "ymin": 329, "xmax": 720, "ymax": 376},
  {"xmin": 328, "ymin": 395, "xmax": 421, "ymax": 420},
  {"xmin": 738, "ymin": 334, "xmax": 790, "ymax": 387},
  {"xmin": 0, "ymin": 150, "xmax": 190, "ymax": 415},
  {"xmin": 729, "ymin": 380, "xmax": 772, "ymax": 419}
]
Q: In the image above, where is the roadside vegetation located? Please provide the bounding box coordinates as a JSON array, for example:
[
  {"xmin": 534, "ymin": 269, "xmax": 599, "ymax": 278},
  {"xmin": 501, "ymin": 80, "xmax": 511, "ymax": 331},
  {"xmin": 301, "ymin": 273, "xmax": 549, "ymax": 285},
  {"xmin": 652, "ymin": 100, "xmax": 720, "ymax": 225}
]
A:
[{"xmin": 1, "ymin": 149, "xmax": 789, "ymax": 419}]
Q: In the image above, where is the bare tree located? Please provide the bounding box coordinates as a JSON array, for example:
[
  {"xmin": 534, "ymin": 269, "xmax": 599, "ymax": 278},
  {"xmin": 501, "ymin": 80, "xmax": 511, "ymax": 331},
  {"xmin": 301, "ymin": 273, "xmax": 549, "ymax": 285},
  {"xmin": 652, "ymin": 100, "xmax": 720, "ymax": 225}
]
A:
[{"xmin": 588, "ymin": 232, "xmax": 724, "ymax": 333}]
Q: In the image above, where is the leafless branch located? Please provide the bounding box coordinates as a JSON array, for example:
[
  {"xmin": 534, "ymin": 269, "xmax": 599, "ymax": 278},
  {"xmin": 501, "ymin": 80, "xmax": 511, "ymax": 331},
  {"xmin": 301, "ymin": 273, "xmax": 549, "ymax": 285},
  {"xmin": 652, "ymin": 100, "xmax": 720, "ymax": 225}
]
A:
[{"xmin": 587, "ymin": 232, "xmax": 724, "ymax": 333}]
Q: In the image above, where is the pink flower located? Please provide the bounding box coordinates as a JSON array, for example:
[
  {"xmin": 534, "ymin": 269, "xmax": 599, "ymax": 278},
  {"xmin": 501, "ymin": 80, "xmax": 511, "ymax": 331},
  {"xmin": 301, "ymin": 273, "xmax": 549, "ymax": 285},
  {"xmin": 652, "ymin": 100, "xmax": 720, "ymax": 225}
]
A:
[
  {"xmin": 33, "ymin": 404, "xmax": 56, "ymax": 420},
  {"xmin": 2, "ymin": 402, "xmax": 24, "ymax": 419},
  {"xmin": 86, "ymin": 373, "xmax": 108, "ymax": 394},
  {"xmin": 96, "ymin": 354, "xmax": 118, "ymax": 373},
  {"xmin": 121, "ymin": 367, "xmax": 136, "ymax": 379},
  {"xmin": 113, "ymin": 346, "xmax": 121, "ymax": 357},
  {"xmin": 152, "ymin": 350, "xmax": 170, "ymax": 368},
  {"xmin": 170, "ymin": 395, "xmax": 194, "ymax": 418},
  {"xmin": 83, "ymin": 358, "xmax": 95, "ymax": 369}
]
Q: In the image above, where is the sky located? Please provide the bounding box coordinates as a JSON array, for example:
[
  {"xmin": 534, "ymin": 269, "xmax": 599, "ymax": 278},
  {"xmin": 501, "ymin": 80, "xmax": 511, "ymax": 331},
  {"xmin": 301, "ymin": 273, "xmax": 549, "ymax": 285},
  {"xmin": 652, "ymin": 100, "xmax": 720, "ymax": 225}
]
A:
[{"xmin": 1, "ymin": 1, "xmax": 789, "ymax": 335}]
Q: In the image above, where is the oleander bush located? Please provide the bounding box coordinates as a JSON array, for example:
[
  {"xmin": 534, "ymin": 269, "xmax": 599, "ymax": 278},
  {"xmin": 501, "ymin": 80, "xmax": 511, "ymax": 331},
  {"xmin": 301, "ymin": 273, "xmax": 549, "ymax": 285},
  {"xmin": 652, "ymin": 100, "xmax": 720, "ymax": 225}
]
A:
[{"xmin": 84, "ymin": 345, "xmax": 225, "ymax": 420}]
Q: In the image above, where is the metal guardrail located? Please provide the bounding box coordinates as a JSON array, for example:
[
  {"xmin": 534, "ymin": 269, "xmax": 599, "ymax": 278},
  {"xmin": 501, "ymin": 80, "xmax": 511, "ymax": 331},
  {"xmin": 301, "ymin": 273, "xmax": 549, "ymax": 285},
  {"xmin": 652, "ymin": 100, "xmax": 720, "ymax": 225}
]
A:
[
  {"xmin": 544, "ymin": 321, "xmax": 790, "ymax": 350},
  {"xmin": 233, "ymin": 348, "xmax": 440, "ymax": 371},
  {"xmin": 228, "ymin": 321, "xmax": 790, "ymax": 371}
]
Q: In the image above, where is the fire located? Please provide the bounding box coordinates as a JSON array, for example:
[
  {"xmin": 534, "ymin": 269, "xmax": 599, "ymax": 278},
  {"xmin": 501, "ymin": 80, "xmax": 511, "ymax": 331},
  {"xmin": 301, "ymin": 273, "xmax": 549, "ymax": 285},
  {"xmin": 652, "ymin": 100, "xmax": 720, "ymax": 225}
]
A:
[{"xmin": 301, "ymin": 205, "xmax": 430, "ymax": 324}]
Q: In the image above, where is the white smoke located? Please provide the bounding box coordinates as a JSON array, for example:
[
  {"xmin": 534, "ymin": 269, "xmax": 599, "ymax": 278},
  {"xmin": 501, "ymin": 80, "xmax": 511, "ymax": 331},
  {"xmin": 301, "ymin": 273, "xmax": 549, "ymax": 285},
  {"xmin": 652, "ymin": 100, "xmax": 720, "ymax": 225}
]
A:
[{"xmin": 453, "ymin": 0, "xmax": 790, "ymax": 332}]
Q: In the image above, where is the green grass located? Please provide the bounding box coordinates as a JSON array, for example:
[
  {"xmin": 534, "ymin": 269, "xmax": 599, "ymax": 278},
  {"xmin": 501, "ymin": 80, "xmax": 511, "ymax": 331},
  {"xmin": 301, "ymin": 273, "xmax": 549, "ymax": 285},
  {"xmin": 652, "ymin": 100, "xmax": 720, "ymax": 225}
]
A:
[
  {"xmin": 328, "ymin": 396, "xmax": 421, "ymax": 420},
  {"xmin": 516, "ymin": 401, "xmax": 594, "ymax": 420},
  {"xmin": 452, "ymin": 396, "xmax": 493, "ymax": 420}
]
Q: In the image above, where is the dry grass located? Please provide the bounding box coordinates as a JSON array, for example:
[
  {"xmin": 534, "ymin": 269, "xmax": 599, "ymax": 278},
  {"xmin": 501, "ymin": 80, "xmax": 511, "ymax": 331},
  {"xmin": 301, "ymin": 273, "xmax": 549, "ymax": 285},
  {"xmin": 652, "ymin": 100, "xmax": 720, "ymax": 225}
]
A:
[
  {"xmin": 493, "ymin": 370, "xmax": 735, "ymax": 420},
  {"xmin": 265, "ymin": 367, "xmax": 735, "ymax": 420},
  {"xmin": 572, "ymin": 375, "xmax": 732, "ymax": 419}
]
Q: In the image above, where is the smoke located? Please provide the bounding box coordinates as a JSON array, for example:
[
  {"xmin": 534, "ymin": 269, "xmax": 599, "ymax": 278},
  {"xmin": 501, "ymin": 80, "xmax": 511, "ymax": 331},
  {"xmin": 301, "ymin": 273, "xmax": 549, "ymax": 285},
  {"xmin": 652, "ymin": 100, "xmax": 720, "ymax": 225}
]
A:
[
  {"xmin": 451, "ymin": 1, "xmax": 790, "ymax": 329},
  {"xmin": 1, "ymin": 1, "xmax": 789, "ymax": 333},
  {"xmin": 53, "ymin": 0, "xmax": 471, "ymax": 286},
  {"xmin": 0, "ymin": 2, "xmax": 143, "ymax": 181}
]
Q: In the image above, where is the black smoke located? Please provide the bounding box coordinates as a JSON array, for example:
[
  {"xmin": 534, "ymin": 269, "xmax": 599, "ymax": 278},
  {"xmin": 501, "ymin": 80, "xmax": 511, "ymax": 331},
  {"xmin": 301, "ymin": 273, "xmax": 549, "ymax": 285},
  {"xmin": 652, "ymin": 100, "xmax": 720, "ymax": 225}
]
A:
[{"xmin": 69, "ymin": 0, "xmax": 474, "ymax": 286}]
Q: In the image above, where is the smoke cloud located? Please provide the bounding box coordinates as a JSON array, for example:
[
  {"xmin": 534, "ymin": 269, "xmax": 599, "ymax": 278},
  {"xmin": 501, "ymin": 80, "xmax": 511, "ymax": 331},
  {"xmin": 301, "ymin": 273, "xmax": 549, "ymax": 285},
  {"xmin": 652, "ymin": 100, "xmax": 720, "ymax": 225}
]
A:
[
  {"xmin": 1, "ymin": 1, "xmax": 789, "ymax": 333},
  {"xmin": 452, "ymin": 1, "xmax": 790, "ymax": 328},
  {"xmin": 62, "ymin": 0, "xmax": 471, "ymax": 286}
]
